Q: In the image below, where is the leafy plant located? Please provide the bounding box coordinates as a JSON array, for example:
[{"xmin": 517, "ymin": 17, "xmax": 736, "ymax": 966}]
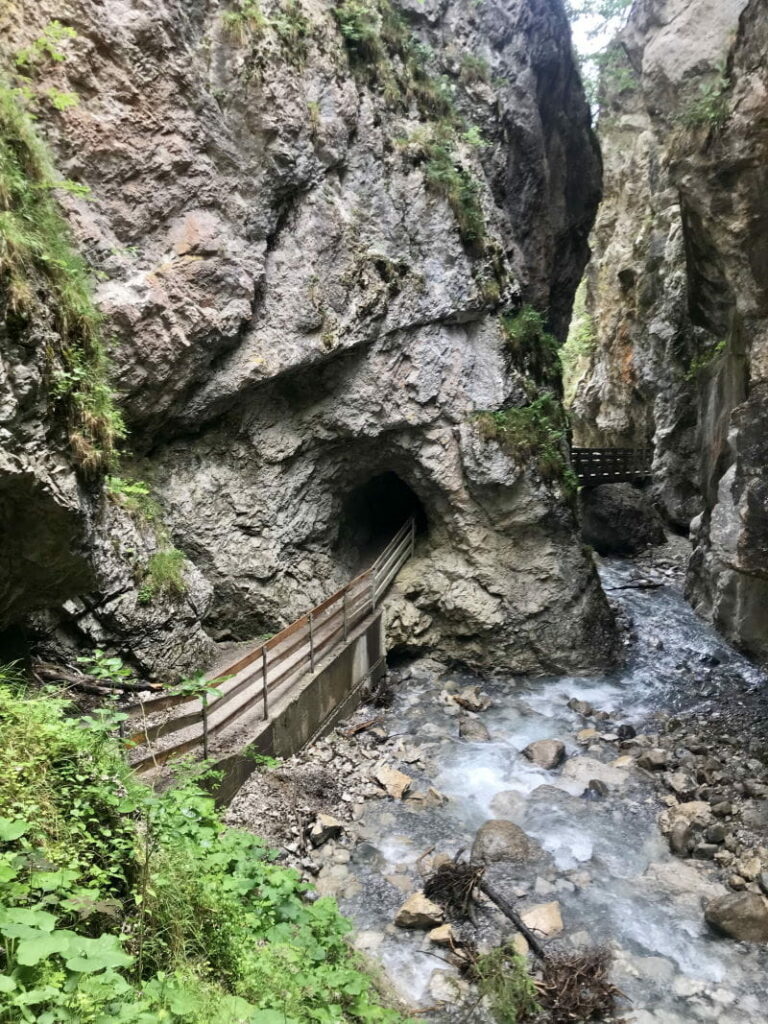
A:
[
  {"xmin": 13, "ymin": 21, "xmax": 77, "ymax": 69},
  {"xmin": 0, "ymin": 680, "xmax": 408, "ymax": 1024},
  {"xmin": 472, "ymin": 944, "xmax": 541, "ymax": 1024},
  {"xmin": 458, "ymin": 52, "xmax": 490, "ymax": 85},
  {"xmin": 681, "ymin": 61, "xmax": 730, "ymax": 130},
  {"xmin": 106, "ymin": 475, "xmax": 162, "ymax": 524},
  {"xmin": 685, "ymin": 338, "xmax": 727, "ymax": 380},
  {"xmin": 137, "ymin": 549, "xmax": 187, "ymax": 605}
]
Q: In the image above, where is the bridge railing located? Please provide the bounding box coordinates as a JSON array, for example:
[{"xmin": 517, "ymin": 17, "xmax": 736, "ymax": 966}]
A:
[
  {"xmin": 125, "ymin": 518, "xmax": 417, "ymax": 770},
  {"xmin": 571, "ymin": 447, "xmax": 652, "ymax": 487}
]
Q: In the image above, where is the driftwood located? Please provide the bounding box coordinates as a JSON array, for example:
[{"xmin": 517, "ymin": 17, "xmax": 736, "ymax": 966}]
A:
[
  {"xmin": 33, "ymin": 661, "xmax": 161, "ymax": 694},
  {"xmin": 340, "ymin": 715, "xmax": 383, "ymax": 737},
  {"xmin": 477, "ymin": 878, "xmax": 546, "ymax": 959}
]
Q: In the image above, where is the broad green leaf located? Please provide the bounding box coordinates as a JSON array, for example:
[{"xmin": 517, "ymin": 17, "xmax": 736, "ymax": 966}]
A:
[
  {"xmin": 16, "ymin": 929, "xmax": 72, "ymax": 965},
  {"xmin": 0, "ymin": 818, "xmax": 29, "ymax": 842},
  {"xmin": 0, "ymin": 974, "xmax": 16, "ymax": 992}
]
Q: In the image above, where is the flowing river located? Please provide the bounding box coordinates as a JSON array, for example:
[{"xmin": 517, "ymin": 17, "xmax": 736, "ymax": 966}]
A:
[{"xmin": 330, "ymin": 556, "xmax": 768, "ymax": 1023}]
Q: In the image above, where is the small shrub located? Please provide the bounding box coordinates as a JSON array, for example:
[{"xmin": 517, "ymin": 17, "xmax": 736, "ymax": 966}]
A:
[
  {"xmin": 138, "ymin": 548, "xmax": 187, "ymax": 605},
  {"xmin": 681, "ymin": 62, "xmax": 730, "ymax": 130},
  {"xmin": 459, "ymin": 52, "xmax": 490, "ymax": 85},
  {"xmin": 685, "ymin": 337, "xmax": 727, "ymax": 380},
  {"xmin": 13, "ymin": 20, "xmax": 77, "ymax": 69},
  {"xmin": 106, "ymin": 474, "xmax": 163, "ymax": 523},
  {"xmin": 501, "ymin": 305, "xmax": 562, "ymax": 389},
  {"xmin": 476, "ymin": 393, "xmax": 572, "ymax": 485},
  {"xmin": 472, "ymin": 944, "xmax": 541, "ymax": 1024}
]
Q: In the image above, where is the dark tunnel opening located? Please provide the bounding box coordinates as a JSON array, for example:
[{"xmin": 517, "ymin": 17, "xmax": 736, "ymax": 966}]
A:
[{"xmin": 335, "ymin": 471, "xmax": 428, "ymax": 572}]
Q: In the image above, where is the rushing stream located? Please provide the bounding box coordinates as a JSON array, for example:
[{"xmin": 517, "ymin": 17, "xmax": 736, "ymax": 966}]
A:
[{"xmin": 333, "ymin": 557, "xmax": 768, "ymax": 1023}]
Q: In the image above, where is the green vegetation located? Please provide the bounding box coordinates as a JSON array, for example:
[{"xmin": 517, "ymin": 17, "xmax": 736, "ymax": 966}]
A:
[
  {"xmin": 472, "ymin": 944, "xmax": 541, "ymax": 1024},
  {"xmin": 476, "ymin": 393, "xmax": 576, "ymax": 493},
  {"xmin": 561, "ymin": 282, "xmax": 596, "ymax": 404},
  {"xmin": 1, "ymin": 31, "xmax": 125, "ymax": 474},
  {"xmin": 500, "ymin": 306, "xmax": 561, "ymax": 390},
  {"xmin": 106, "ymin": 476, "xmax": 163, "ymax": 525},
  {"xmin": 685, "ymin": 338, "xmax": 727, "ymax": 380},
  {"xmin": 0, "ymin": 676, "xmax": 407, "ymax": 1024},
  {"xmin": 137, "ymin": 549, "xmax": 187, "ymax": 606},
  {"xmin": 458, "ymin": 53, "xmax": 490, "ymax": 86},
  {"xmin": 221, "ymin": 0, "xmax": 310, "ymax": 61},
  {"xmin": 420, "ymin": 127, "xmax": 485, "ymax": 249},
  {"xmin": 681, "ymin": 62, "xmax": 730, "ymax": 130}
]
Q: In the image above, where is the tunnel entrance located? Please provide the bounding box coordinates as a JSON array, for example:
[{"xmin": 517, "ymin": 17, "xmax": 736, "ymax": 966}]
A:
[{"xmin": 336, "ymin": 471, "xmax": 428, "ymax": 572}]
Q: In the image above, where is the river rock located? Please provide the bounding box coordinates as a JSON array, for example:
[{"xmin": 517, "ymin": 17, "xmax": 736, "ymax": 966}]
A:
[
  {"xmin": 704, "ymin": 893, "xmax": 768, "ymax": 942},
  {"xmin": 428, "ymin": 923, "xmax": 457, "ymax": 946},
  {"xmin": 576, "ymin": 728, "xmax": 599, "ymax": 745},
  {"xmin": 471, "ymin": 820, "xmax": 544, "ymax": 865},
  {"xmin": 373, "ymin": 766, "xmax": 412, "ymax": 800},
  {"xmin": 394, "ymin": 892, "xmax": 445, "ymax": 930},
  {"xmin": 659, "ymin": 801, "xmax": 712, "ymax": 834},
  {"xmin": 567, "ymin": 698, "xmax": 594, "ymax": 716},
  {"xmin": 309, "ymin": 813, "xmax": 343, "ymax": 847},
  {"xmin": 665, "ymin": 771, "xmax": 697, "ymax": 800},
  {"xmin": 459, "ymin": 717, "xmax": 490, "ymax": 742},
  {"xmin": 520, "ymin": 901, "xmax": 563, "ymax": 937},
  {"xmin": 560, "ymin": 756, "xmax": 629, "ymax": 789},
  {"xmin": 522, "ymin": 739, "xmax": 566, "ymax": 769},
  {"xmin": 637, "ymin": 748, "xmax": 670, "ymax": 771},
  {"xmin": 669, "ymin": 819, "xmax": 693, "ymax": 856}
]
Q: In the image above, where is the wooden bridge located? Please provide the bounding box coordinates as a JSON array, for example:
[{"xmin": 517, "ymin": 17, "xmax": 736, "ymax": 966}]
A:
[
  {"xmin": 125, "ymin": 518, "xmax": 417, "ymax": 773},
  {"xmin": 570, "ymin": 447, "xmax": 652, "ymax": 487}
]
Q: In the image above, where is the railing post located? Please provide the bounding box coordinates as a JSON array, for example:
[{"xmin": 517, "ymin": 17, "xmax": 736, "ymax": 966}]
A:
[
  {"xmin": 262, "ymin": 646, "xmax": 269, "ymax": 718},
  {"xmin": 309, "ymin": 612, "xmax": 315, "ymax": 673},
  {"xmin": 343, "ymin": 590, "xmax": 348, "ymax": 641}
]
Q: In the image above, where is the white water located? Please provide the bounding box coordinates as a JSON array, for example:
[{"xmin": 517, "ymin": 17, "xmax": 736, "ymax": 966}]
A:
[{"xmin": 336, "ymin": 559, "xmax": 768, "ymax": 1022}]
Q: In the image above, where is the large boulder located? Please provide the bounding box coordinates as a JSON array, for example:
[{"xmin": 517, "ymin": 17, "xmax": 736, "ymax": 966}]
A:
[
  {"xmin": 471, "ymin": 820, "xmax": 543, "ymax": 865},
  {"xmin": 580, "ymin": 484, "xmax": 666, "ymax": 555},
  {"xmin": 704, "ymin": 893, "xmax": 768, "ymax": 943}
]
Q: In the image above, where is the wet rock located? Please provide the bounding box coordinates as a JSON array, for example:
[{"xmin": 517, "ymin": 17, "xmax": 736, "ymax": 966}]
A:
[
  {"xmin": 705, "ymin": 893, "xmax": 768, "ymax": 942},
  {"xmin": 692, "ymin": 843, "xmax": 718, "ymax": 860},
  {"xmin": 471, "ymin": 820, "xmax": 544, "ymax": 865},
  {"xmin": 706, "ymin": 824, "xmax": 726, "ymax": 844},
  {"xmin": 309, "ymin": 813, "xmax": 343, "ymax": 848},
  {"xmin": 522, "ymin": 739, "xmax": 566, "ymax": 770},
  {"xmin": 429, "ymin": 971, "xmax": 468, "ymax": 1003},
  {"xmin": 373, "ymin": 766, "xmax": 412, "ymax": 800},
  {"xmin": 729, "ymin": 875, "xmax": 747, "ymax": 891},
  {"xmin": 567, "ymin": 698, "xmax": 594, "ymax": 716},
  {"xmin": 587, "ymin": 779, "xmax": 609, "ymax": 799},
  {"xmin": 617, "ymin": 724, "xmax": 637, "ymax": 740},
  {"xmin": 665, "ymin": 771, "xmax": 697, "ymax": 800},
  {"xmin": 459, "ymin": 717, "xmax": 490, "ymax": 742},
  {"xmin": 406, "ymin": 786, "xmax": 448, "ymax": 810},
  {"xmin": 520, "ymin": 901, "xmax": 563, "ymax": 937},
  {"xmin": 576, "ymin": 728, "xmax": 599, "ymax": 745},
  {"xmin": 669, "ymin": 820, "xmax": 693, "ymax": 856},
  {"xmin": 742, "ymin": 800, "xmax": 768, "ymax": 830},
  {"xmin": 637, "ymin": 748, "xmax": 670, "ymax": 771},
  {"xmin": 711, "ymin": 801, "xmax": 733, "ymax": 818},
  {"xmin": 659, "ymin": 801, "xmax": 712, "ymax": 835},
  {"xmin": 395, "ymin": 892, "xmax": 445, "ymax": 930},
  {"xmin": 734, "ymin": 855, "xmax": 762, "ymax": 882},
  {"xmin": 560, "ymin": 756, "xmax": 628, "ymax": 789},
  {"xmin": 452, "ymin": 686, "xmax": 490, "ymax": 713},
  {"xmin": 428, "ymin": 923, "xmax": 457, "ymax": 946}
]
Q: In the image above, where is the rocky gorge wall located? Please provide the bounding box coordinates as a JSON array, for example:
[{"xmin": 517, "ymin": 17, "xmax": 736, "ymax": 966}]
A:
[
  {"xmin": 0, "ymin": 0, "xmax": 616, "ymax": 677},
  {"xmin": 569, "ymin": 0, "xmax": 768, "ymax": 665}
]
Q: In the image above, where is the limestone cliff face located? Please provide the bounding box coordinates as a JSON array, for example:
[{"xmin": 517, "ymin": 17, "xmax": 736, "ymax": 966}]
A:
[
  {"xmin": 1, "ymin": 0, "xmax": 615, "ymax": 676},
  {"xmin": 570, "ymin": 0, "xmax": 768, "ymax": 663}
]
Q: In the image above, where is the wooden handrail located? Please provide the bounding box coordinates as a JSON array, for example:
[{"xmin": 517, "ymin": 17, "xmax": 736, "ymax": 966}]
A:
[{"xmin": 128, "ymin": 518, "xmax": 417, "ymax": 769}]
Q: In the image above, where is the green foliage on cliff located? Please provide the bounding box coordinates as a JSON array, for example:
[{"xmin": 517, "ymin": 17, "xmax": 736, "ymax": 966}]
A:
[
  {"xmin": 0, "ymin": 678, "xmax": 406, "ymax": 1024},
  {"xmin": 561, "ymin": 282, "xmax": 596, "ymax": 404},
  {"xmin": 137, "ymin": 549, "xmax": 188, "ymax": 605},
  {"xmin": 333, "ymin": 0, "xmax": 487, "ymax": 249},
  {"xmin": 681, "ymin": 62, "xmax": 730, "ymax": 130},
  {"xmin": 500, "ymin": 307, "xmax": 562, "ymax": 390},
  {"xmin": 476, "ymin": 394, "xmax": 577, "ymax": 493},
  {"xmin": 0, "ymin": 69, "xmax": 124, "ymax": 474}
]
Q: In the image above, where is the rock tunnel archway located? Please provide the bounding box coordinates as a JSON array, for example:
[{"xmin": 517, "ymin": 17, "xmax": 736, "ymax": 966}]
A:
[{"xmin": 335, "ymin": 471, "xmax": 428, "ymax": 573}]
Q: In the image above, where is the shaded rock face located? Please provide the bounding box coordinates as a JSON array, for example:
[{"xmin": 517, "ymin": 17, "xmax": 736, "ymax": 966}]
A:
[
  {"xmin": 569, "ymin": 0, "xmax": 768, "ymax": 665},
  {"xmin": 1, "ymin": 0, "xmax": 615, "ymax": 675},
  {"xmin": 580, "ymin": 483, "xmax": 666, "ymax": 555}
]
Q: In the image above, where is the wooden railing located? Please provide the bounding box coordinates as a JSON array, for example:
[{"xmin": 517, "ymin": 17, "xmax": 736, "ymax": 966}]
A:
[
  {"xmin": 570, "ymin": 447, "xmax": 652, "ymax": 487},
  {"xmin": 125, "ymin": 518, "xmax": 417, "ymax": 771}
]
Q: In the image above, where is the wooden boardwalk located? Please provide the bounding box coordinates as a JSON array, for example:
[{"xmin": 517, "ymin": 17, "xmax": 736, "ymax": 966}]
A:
[
  {"xmin": 571, "ymin": 447, "xmax": 652, "ymax": 487},
  {"xmin": 124, "ymin": 519, "xmax": 416, "ymax": 771}
]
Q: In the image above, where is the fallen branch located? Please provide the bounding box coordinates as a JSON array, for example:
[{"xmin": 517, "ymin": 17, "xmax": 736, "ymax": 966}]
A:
[
  {"xmin": 33, "ymin": 661, "xmax": 161, "ymax": 693},
  {"xmin": 477, "ymin": 879, "xmax": 546, "ymax": 960},
  {"xmin": 341, "ymin": 715, "xmax": 383, "ymax": 737}
]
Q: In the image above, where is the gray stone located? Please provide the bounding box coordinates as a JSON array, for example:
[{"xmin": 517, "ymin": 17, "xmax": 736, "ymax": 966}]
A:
[
  {"xmin": 459, "ymin": 717, "xmax": 491, "ymax": 742},
  {"xmin": 394, "ymin": 893, "xmax": 445, "ymax": 930},
  {"xmin": 637, "ymin": 749, "xmax": 670, "ymax": 771},
  {"xmin": 471, "ymin": 820, "xmax": 544, "ymax": 865}
]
